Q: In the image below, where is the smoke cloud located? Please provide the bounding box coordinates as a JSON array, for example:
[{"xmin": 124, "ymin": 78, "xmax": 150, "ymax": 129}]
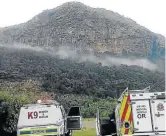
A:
[{"xmin": 0, "ymin": 44, "xmax": 159, "ymax": 71}]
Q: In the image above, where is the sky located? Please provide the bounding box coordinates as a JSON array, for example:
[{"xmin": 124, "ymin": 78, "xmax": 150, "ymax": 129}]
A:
[{"xmin": 0, "ymin": 0, "xmax": 165, "ymax": 37}]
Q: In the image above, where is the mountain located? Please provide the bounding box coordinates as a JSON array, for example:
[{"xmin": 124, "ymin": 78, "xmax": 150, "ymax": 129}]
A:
[
  {"xmin": 0, "ymin": 2, "xmax": 165, "ymax": 135},
  {"xmin": 0, "ymin": 1, "xmax": 165, "ymax": 59}
]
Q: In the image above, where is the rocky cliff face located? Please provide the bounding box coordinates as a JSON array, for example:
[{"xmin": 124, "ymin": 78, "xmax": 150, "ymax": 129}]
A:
[{"xmin": 0, "ymin": 2, "xmax": 165, "ymax": 58}]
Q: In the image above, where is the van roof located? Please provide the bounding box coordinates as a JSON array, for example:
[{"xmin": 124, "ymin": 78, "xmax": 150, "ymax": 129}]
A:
[
  {"xmin": 118, "ymin": 86, "xmax": 165, "ymax": 101},
  {"xmin": 130, "ymin": 92, "xmax": 165, "ymax": 100},
  {"xmin": 22, "ymin": 100, "xmax": 60, "ymax": 107}
]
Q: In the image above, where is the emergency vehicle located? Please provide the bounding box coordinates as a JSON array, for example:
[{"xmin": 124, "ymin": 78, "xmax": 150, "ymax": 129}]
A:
[
  {"xmin": 17, "ymin": 99, "xmax": 82, "ymax": 136},
  {"xmin": 96, "ymin": 86, "xmax": 166, "ymax": 136}
]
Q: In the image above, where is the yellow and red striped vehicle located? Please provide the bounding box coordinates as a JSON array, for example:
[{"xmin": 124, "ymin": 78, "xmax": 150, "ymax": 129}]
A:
[
  {"xmin": 96, "ymin": 86, "xmax": 166, "ymax": 136},
  {"xmin": 115, "ymin": 87, "xmax": 134, "ymax": 135}
]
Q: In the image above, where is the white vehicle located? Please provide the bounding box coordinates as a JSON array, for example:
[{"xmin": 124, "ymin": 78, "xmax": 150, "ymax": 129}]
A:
[
  {"xmin": 17, "ymin": 99, "xmax": 82, "ymax": 136},
  {"xmin": 96, "ymin": 86, "xmax": 166, "ymax": 136}
]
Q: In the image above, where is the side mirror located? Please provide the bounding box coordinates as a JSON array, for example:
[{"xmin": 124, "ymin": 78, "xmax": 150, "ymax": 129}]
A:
[{"xmin": 66, "ymin": 106, "xmax": 82, "ymax": 130}]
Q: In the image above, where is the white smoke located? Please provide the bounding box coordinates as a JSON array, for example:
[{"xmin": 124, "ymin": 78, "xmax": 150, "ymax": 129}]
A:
[
  {"xmin": 1, "ymin": 44, "xmax": 159, "ymax": 71},
  {"xmin": 54, "ymin": 45, "xmax": 158, "ymax": 71}
]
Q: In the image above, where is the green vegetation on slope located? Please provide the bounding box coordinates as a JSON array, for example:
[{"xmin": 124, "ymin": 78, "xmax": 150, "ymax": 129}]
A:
[{"xmin": 0, "ymin": 47, "xmax": 164, "ymax": 99}]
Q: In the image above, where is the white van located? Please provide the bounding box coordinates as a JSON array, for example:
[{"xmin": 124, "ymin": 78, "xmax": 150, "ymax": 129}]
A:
[
  {"xmin": 17, "ymin": 100, "xmax": 82, "ymax": 136},
  {"xmin": 96, "ymin": 86, "xmax": 166, "ymax": 136}
]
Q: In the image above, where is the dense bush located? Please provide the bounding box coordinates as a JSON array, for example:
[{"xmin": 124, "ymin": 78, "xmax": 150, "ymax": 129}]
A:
[
  {"xmin": 0, "ymin": 47, "xmax": 164, "ymax": 98},
  {"xmin": 0, "ymin": 47, "xmax": 165, "ymax": 135},
  {"xmin": 0, "ymin": 80, "xmax": 45, "ymax": 134}
]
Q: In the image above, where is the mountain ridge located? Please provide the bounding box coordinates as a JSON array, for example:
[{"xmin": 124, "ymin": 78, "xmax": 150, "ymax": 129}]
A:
[
  {"xmin": 0, "ymin": 1, "xmax": 165, "ymax": 59},
  {"xmin": 0, "ymin": 1, "xmax": 164, "ymax": 37}
]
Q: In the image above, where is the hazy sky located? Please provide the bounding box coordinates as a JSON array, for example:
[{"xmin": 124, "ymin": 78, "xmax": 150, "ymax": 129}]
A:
[{"xmin": 0, "ymin": 0, "xmax": 165, "ymax": 37}]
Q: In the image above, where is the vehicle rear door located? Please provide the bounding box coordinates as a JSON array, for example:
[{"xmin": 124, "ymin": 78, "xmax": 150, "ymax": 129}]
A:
[
  {"xmin": 131, "ymin": 99, "xmax": 153, "ymax": 133},
  {"xmin": 66, "ymin": 106, "xmax": 82, "ymax": 130}
]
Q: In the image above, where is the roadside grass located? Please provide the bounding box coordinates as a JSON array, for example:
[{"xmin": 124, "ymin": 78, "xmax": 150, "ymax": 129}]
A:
[
  {"xmin": 73, "ymin": 118, "xmax": 96, "ymax": 136},
  {"xmin": 73, "ymin": 128, "xmax": 96, "ymax": 136},
  {"xmin": 83, "ymin": 118, "xmax": 95, "ymax": 121}
]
